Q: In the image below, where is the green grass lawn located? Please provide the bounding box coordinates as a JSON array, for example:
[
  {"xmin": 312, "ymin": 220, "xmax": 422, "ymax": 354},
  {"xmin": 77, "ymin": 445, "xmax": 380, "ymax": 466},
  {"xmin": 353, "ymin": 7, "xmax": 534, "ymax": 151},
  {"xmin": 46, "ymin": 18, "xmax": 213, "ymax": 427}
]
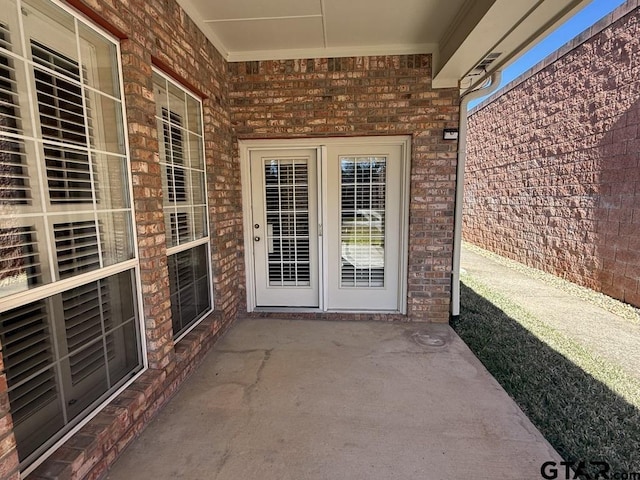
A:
[{"xmin": 452, "ymin": 274, "xmax": 640, "ymax": 479}]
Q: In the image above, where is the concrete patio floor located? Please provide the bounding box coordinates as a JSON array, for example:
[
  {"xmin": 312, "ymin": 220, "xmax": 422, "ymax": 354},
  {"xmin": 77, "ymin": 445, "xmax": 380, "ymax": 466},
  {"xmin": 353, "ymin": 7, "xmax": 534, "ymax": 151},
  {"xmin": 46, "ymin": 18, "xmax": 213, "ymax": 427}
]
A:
[{"xmin": 105, "ymin": 318, "xmax": 561, "ymax": 480}]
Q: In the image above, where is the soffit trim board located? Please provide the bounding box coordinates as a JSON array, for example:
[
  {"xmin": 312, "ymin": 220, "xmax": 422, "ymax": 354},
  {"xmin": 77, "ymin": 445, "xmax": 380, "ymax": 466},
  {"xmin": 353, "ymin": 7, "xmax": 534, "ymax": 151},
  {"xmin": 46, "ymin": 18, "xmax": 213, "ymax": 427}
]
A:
[
  {"xmin": 226, "ymin": 43, "xmax": 438, "ymax": 63},
  {"xmin": 204, "ymin": 14, "xmax": 323, "ymax": 23}
]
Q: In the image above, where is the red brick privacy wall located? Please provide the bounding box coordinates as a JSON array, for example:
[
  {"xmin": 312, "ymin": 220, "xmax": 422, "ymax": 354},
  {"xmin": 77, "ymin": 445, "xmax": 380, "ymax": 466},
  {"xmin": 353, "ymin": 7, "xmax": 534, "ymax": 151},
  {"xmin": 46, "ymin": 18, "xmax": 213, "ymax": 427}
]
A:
[
  {"xmin": 463, "ymin": 4, "xmax": 640, "ymax": 307},
  {"xmin": 0, "ymin": 0, "xmax": 241, "ymax": 478},
  {"xmin": 228, "ymin": 56, "xmax": 460, "ymax": 322}
]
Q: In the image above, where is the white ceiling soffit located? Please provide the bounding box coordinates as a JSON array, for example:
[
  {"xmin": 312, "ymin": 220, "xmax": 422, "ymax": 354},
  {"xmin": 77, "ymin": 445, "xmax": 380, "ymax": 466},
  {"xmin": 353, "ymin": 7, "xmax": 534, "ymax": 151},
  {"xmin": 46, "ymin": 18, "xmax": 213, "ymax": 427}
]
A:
[
  {"xmin": 177, "ymin": 0, "xmax": 590, "ymax": 88},
  {"xmin": 177, "ymin": 0, "xmax": 463, "ymax": 61}
]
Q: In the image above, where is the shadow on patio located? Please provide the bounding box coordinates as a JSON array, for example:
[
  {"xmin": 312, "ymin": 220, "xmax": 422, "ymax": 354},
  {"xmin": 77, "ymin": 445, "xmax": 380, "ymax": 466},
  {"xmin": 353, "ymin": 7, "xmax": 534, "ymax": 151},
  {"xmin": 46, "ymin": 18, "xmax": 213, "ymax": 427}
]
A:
[{"xmin": 105, "ymin": 318, "xmax": 560, "ymax": 480}]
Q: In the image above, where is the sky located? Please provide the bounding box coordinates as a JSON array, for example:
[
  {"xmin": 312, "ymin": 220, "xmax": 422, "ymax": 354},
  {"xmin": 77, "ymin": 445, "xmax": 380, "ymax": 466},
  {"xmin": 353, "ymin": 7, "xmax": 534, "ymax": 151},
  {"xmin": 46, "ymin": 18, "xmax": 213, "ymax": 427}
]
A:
[{"xmin": 467, "ymin": 0, "xmax": 627, "ymax": 109}]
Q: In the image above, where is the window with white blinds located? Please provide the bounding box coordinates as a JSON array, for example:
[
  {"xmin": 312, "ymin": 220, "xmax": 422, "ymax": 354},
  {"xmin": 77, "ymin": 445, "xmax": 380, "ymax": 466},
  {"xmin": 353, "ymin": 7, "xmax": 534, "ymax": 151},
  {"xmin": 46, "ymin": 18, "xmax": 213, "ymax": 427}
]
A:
[
  {"xmin": 169, "ymin": 211, "xmax": 190, "ymax": 246},
  {"xmin": 0, "ymin": 0, "xmax": 134, "ymax": 299},
  {"xmin": 264, "ymin": 159, "xmax": 311, "ymax": 286},
  {"xmin": 162, "ymin": 108, "xmax": 187, "ymax": 203},
  {"xmin": 153, "ymin": 69, "xmax": 212, "ymax": 340},
  {"xmin": 340, "ymin": 157, "xmax": 387, "ymax": 288},
  {"xmin": 0, "ymin": 0, "xmax": 142, "ymax": 471},
  {"xmin": 168, "ymin": 244, "xmax": 211, "ymax": 338},
  {"xmin": 1, "ymin": 271, "xmax": 140, "ymax": 463}
]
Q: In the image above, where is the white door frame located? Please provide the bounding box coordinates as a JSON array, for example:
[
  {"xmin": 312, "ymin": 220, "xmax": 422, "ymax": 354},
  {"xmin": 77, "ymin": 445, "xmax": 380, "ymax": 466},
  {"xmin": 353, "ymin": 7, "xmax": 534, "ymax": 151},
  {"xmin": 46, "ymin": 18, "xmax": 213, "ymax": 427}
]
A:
[
  {"xmin": 239, "ymin": 136, "xmax": 411, "ymax": 314},
  {"xmin": 249, "ymin": 148, "xmax": 320, "ymax": 307}
]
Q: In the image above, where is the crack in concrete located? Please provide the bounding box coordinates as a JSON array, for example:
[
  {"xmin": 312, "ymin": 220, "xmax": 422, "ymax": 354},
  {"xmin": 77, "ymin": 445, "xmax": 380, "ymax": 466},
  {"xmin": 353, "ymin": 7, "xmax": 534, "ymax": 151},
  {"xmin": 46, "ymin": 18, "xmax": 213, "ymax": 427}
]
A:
[
  {"xmin": 213, "ymin": 442, "xmax": 233, "ymax": 478},
  {"xmin": 214, "ymin": 349, "xmax": 273, "ymax": 478},
  {"xmin": 245, "ymin": 348, "xmax": 272, "ymax": 400},
  {"xmin": 217, "ymin": 348, "xmax": 272, "ymax": 354}
]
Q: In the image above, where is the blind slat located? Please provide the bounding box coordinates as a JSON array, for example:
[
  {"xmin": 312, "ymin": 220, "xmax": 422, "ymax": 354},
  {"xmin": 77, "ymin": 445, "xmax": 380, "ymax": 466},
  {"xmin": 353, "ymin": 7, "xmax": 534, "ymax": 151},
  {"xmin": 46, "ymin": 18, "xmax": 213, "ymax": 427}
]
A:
[
  {"xmin": 9, "ymin": 372, "xmax": 57, "ymax": 418},
  {"xmin": 31, "ymin": 42, "xmax": 81, "ymax": 82},
  {"xmin": 64, "ymin": 302, "xmax": 106, "ymax": 330},
  {"xmin": 43, "ymin": 158, "xmax": 91, "ymax": 171},
  {"xmin": 4, "ymin": 344, "xmax": 50, "ymax": 378},
  {"xmin": 1, "ymin": 320, "xmax": 48, "ymax": 349},
  {"xmin": 0, "ymin": 302, "xmax": 55, "ymax": 415}
]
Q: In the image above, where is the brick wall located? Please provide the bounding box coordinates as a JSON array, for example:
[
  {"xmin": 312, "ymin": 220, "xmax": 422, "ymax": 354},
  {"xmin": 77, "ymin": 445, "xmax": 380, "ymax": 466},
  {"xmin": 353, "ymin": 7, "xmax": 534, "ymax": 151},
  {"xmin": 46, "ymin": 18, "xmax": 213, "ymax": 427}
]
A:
[
  {"xmin": 463, "ymin": 3, "xmax": 640, "ymax": 307},
  {"xmin": 229, "ymin": 56, "xmax": 460, "ymax": 322}
]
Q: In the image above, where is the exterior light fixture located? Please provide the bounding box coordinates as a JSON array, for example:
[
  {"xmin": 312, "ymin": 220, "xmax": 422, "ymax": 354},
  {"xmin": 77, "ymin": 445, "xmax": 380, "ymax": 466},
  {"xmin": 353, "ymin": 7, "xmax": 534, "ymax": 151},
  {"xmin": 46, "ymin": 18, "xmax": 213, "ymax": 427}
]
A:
[{"xmin": 443, "ymin": 128, "xmax": 459, "ymax": 140}]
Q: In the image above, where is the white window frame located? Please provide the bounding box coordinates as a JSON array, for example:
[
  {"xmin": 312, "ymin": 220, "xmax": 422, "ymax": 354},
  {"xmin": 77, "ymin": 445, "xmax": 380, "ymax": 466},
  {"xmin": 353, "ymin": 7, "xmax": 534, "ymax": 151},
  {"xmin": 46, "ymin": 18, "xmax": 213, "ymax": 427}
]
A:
[
  {"xmin": 152, "ymin": 68, "xmax": 213, "ymax": 342},
  {"xmin": 0, "ymin": 0, "xmax": 147, "ymax": 476}
]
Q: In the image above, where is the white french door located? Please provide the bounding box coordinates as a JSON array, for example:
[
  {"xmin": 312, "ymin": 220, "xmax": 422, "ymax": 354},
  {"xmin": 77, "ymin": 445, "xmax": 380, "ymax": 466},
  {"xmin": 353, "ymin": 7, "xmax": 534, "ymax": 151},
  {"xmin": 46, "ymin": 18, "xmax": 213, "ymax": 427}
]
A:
[
  {"xmin": 324, "ymin": 144, "xmax": 404, "ymax": 310},
  {"xmin": 244, "ymin": 137, "xmax": 409, "ymax": 312},
  {"xmin": 250, "ymin": 149, "xmax": 320, "ymax": 307}
]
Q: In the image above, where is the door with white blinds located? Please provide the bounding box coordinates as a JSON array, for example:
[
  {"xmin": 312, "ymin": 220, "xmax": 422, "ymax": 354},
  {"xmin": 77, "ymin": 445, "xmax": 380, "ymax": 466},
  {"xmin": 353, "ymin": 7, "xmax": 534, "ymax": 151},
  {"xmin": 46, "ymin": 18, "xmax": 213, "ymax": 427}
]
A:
[
  {"xmin": 325, "ymin": 144, "xmax": 404, "ymax": 310},
  {"xmin": 250, "ymin": 149, "xmax": 319, "ymax": 307},
  {"xmin": 245, "ymin": 138, "xmax": 407, "ymax": 312}
]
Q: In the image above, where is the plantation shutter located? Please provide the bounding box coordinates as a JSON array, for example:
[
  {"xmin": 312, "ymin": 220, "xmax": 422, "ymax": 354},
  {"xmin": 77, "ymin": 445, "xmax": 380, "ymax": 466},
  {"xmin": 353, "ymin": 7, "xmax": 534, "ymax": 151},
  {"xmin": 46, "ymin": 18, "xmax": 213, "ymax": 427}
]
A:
[
  {"xmin": 169, "ymin": 251, "xmax": 196, "ymax": 331},
  {"xmin": 31, "ymin": 40, "xmax": 92, "ymax": 204},
  {"xmin": 0, "ymin": 301, "xmax": 58, "ymax": 427},
  {"xmin": 0, "ymin": 226, "xmax": 42, "ymax": 290},
  {"xmin": 62, "ymin": 281, "xmax": 113, "ymax": 386},
  {"xmin": 264, "ymin": 159, "xmax": 311, "ymax": 286},
  {"xmin": 340, "ymin": 157, "xmax": 386, "ymax": 288},
  {"xmin": 168, "ymin": 245, "xmax": 211, "ymax": 337},
  {"xmin": 0, "ymin": 24, "xmax": 30, "ymax": 205},
  {"xmin": 1, "ymin": 3, "xmax": 143, "ymax": 464},
  {"xmin": 169, "ymin": 212, "xmax": 190, "ymax": 245},
  {"xmin": 162, "ymin": 107, "xmax": 186, "ymax": 203},
  {"xmin": 54, "ymin": 220, "xmax": 101, "ymax": 279},
  {"xmin": 154, "ymin": 70, "xmax": 211, "ymax": 339}
]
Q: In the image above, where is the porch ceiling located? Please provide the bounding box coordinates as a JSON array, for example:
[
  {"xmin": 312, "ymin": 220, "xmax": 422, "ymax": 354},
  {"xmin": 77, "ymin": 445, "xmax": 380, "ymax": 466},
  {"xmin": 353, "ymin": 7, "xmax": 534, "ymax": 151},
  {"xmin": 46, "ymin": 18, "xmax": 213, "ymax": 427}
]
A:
[{"xmin": 177, "ymin": 0, "xmax": 589, "ymax": 89}]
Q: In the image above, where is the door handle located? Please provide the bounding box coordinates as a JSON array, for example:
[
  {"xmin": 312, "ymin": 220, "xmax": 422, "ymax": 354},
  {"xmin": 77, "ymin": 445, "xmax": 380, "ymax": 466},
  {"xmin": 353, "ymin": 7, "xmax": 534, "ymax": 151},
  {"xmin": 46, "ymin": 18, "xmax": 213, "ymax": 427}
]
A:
[{"xmin": 254, "ymin": 236, "xmax": 260, "ymax": 242}]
